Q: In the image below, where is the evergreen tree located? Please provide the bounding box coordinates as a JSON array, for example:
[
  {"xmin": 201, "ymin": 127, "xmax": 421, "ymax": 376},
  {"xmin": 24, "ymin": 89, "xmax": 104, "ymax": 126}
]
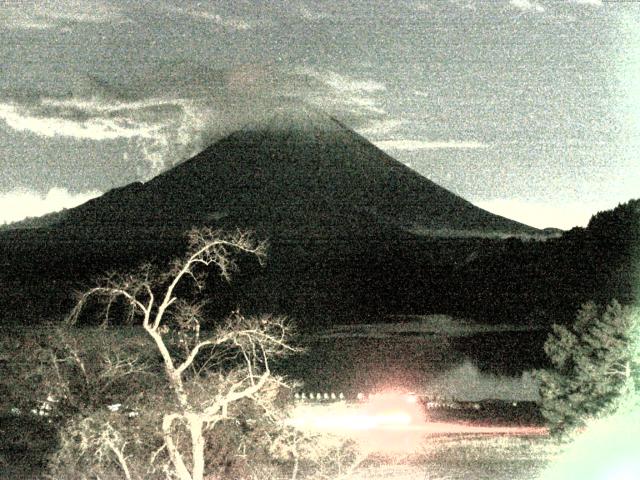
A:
[{"xmin": 537, "ymin": 300, "xmax": 640, "ymax": 436}]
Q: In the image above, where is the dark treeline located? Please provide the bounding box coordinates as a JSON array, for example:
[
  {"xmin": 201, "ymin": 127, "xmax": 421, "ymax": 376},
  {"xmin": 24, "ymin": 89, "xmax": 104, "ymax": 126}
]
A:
[
  {"xmin": 378, "ymin": 199, "xmax": 639, "ymax": 326},
  {"xmin": 0, "ymin": 200, "xmax": 637, "ymax": 330}
]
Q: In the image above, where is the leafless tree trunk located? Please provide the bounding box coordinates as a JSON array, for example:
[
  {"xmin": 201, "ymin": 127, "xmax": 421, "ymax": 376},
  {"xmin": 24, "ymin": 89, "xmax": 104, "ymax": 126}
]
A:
[{"xmin": 68, "ymin": 228, "xmax": 297, "ymax": 480}]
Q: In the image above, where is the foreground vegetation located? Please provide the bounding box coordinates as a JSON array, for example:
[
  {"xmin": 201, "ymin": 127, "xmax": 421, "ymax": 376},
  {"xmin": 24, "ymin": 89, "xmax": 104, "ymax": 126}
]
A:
[
  {"xmin": 0, "ymin": 229, "xmax": 363, "ymax": 479},
  {"xmin": 535, "ymin": 299, "xmax": 640, "ymax": 479},
  {"xmin": 2, "ymin": 218, "xmax": 638, "ymax": 479},
  {"xmin": 3, "ymin": 307, "xmax": 638, "ymax": 479}
]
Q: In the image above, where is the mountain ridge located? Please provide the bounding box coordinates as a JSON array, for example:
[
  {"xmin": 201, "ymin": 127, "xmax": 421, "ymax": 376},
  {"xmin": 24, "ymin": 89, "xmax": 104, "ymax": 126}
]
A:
[
  {"xmin": 0, "ymin": 107, "xmax": 549, "ymax": 324},
  {"xmin": 37, "ymin": 106, "xmax": 537, "ymax": 240}
]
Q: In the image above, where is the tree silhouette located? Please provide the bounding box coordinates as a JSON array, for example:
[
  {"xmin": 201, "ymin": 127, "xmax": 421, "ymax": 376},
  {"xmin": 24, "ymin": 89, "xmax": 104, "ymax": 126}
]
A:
[
  {"xmin": 537, "ymin": 300, "xmax": 640, "ymax": 436},
  {"xmin": 67, "ymin": 228, "xmax": 298, "ymax": 480}
]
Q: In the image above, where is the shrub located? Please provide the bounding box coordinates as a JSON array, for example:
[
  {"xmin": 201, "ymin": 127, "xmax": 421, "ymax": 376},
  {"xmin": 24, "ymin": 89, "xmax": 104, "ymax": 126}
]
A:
[{"xmin": 537, "ymin": 300, "xmax": 640, "ymax": 436}]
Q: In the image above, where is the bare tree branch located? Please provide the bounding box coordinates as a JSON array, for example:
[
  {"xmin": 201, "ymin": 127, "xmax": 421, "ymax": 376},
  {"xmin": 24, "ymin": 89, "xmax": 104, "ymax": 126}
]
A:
[{"xmin": 65, "ymin": 228, "xmax": 293, "ymax": 480}]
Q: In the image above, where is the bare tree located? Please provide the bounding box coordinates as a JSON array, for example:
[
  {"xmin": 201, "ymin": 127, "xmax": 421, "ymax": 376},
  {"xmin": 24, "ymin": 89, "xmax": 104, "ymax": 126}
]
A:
[
  {"xmin": 267, "ymin": 427, "xmax": 368, "ymax": 480},
  {"xmin": 68, "ymin": 228, "xmax": 297, "ymax": 480}
]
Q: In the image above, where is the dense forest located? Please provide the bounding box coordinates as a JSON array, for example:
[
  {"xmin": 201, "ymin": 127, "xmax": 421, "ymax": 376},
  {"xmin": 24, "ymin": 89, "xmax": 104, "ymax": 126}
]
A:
[
  {"xmin": 0, "ymin": 199, "xmax": 637, "ymax": 330},
  {"xmin": 393, "ymin": 199, "xmax": 639, "ymax": 326}
]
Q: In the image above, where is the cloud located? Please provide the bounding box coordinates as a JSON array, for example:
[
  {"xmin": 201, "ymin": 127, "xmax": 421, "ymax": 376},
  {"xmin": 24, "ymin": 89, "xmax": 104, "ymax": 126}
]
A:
[
  {"xmin": 510, "ymin": 0, "xmax": 545, "ymax": 13},
  {"xmin": 193, "ymin": 12, "xmax": 251, "ymax": 31},
  {"xmin": 475, "ymin": 198, "xmax": 616, "ymax": 230},
  {"xmin": 0, "ymin": 0, "xmax": 127, "ymax": 30},
  {"xmin": 300, "ymin": 68, "xmax": 388, "ymax": 120},
  {"xmin": 322, "ymin": 71, "xmax": 386, "ymax": 94},
  {"xmin": 0, "ymin": 96, "xmax": 215, "ymax": 176},
  {"xmin": 161, "ymin": 5, "xmax": 251, "ymax": 31},
  {"xmin": 375, "ymin": 139, "xmax": 489, "ymax": 150},
  {"xmin": 0, "ymin": 66, "xmax": 392, "ymax": 179},
  {"xmin": 358, "ymin": 119, "xmax": 406, "ymax": 137},
  {"xmin": 570, "ymin": 0, "xmax": 602, "ymax": 5},
  {"xmin": 297, "ymin": 4, "xmax": 331, "ymax": 21},
  {"xmin": 3, "ymin": 19, "xmax": 54, "ymax": 30},
  {"xmin": 0, "ymin": 188, "xmax": 101, "ymax": 225},
  {"xmin": 0, "ymin": 101, "xmax": 159, "ymax": 140},
  {"xmin": 306, "ymin": 93, "xmax": 386, "ymax": 118},
  {"xmin": 413, "ymin": 3, "xmax": 432, "ymax": 12}
]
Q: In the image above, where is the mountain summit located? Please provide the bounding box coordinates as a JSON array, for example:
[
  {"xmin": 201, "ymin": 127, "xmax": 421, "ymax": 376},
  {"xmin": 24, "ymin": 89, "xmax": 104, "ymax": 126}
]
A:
[
  {"xmin": 53, "ymin": 106, "xmax": 535, "ymax": 240},
  {"xmin": 0, "ymin": 106, "xmax": 538, "ymax": 322}
]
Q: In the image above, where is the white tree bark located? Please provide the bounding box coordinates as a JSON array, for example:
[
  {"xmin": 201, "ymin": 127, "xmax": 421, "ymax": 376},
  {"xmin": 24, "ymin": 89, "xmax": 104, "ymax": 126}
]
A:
[{"xmin": 68, "ymin": 228, "xmax": 296, "ymax": 480}]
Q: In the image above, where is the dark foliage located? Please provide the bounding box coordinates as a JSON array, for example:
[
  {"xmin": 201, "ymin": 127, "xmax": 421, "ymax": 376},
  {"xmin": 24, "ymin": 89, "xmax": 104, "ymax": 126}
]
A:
[{"xmin": 536, "ymin": 300, "xmax": 640, "ymax": 436}]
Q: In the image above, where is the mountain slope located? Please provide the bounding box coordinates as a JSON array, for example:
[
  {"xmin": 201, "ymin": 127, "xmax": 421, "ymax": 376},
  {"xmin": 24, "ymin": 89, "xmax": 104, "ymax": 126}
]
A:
[
  {"xmin": 51, "ymin": 107, "xmax": 536, "ymax": 240},
  {"xmin": 0, "ymin": 106, "xmax": 540, "ymax": 324}
]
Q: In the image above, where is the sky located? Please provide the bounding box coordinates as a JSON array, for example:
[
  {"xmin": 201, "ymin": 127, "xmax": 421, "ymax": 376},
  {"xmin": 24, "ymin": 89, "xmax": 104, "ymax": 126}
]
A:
[{"xmin": 0, "ymin": 0, "xmax": 638, "ymax": 229}]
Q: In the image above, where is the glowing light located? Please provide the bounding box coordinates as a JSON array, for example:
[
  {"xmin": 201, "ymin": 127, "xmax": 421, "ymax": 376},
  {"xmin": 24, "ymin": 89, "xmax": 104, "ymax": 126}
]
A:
[
  {"xmin": 373, "ymin": 411, "xmax": 412, "ymax": 426},
  {"xmin": 287, "ymin": 390, "xmax": 425, "ymax": 438}
]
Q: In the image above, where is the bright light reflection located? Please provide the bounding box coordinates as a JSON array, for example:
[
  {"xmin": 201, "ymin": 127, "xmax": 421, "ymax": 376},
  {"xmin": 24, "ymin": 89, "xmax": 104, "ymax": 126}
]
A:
[
  {"xmin": 287, "ymin": 391, "xmax": 425, "ymax": 433},
  {"xmin": 287, "ymin": 392, "xmax": 548, "ymax": 455}
]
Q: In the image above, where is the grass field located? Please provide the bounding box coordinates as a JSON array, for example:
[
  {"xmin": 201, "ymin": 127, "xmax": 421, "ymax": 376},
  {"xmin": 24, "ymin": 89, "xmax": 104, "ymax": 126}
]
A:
[
  {"xmin": 277, "ymin": 433, "xmax": 557, "ymax": 480},
  {"xmin": 285, "ymin": 397, "xmax": 556, "ymax": 480},
  {"xmin": 1, "ymin": 321, "xmax": 555, "ymax": 479},
  {"xmin": 1, "ymin": 405, "xmax": 559, "ymax": 480},
  {"xmin": 407, "ymin": 434, "xmax": 555, "ymax": 480},
  {"xmin": 348, "ymin": 438, "xmax": 555, "ymax": 480}
]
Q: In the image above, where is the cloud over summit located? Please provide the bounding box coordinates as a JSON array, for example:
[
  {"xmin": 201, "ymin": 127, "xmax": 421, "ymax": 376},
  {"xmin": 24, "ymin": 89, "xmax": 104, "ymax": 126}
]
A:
[
  {"xmin": 0, "ymin": 96, "xmax": 214, "ymax": 177},
  {"xmin": 0, "ymin": 65, "xmax": 394, "ymax": 179}
]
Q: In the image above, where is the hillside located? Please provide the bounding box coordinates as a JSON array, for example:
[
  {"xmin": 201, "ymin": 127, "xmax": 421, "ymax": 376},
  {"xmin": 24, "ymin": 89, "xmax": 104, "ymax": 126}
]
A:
[
  {"xmin": 0, "ymin": 107, "xmax": 557, "ymax": 325},
  {"xmin": 40, "ymin": 107, "xmax": 535, "ymax": 240}
]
